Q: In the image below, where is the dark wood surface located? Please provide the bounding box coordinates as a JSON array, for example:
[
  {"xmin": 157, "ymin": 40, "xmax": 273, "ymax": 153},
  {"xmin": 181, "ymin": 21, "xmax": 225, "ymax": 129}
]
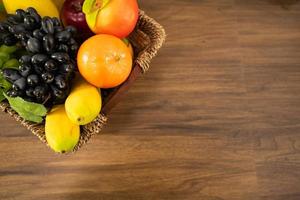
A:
[{"xmin": 1, "ymin": 0, "xmax": 300, "ymax": 199}]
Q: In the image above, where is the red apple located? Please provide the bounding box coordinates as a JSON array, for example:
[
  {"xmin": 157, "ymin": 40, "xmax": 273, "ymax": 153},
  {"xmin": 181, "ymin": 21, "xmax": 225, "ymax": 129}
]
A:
[
  {"xmin": 83, "ymin": 0, "xmax": 139, "ymax": 38},
  {"xmin": 61, "ymin": 0, "xmax": 94, "ymax": 41}
]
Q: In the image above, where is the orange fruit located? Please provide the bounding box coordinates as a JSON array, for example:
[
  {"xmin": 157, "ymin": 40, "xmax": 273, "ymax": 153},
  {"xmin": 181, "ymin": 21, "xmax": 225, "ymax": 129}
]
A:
[
  {"xmin": 128, "ymin": 43, "xmax": 134, "ymax": 58},
  {"xmin": 77, "ymin": 34, "xmax": 133, "ymax": 88}
]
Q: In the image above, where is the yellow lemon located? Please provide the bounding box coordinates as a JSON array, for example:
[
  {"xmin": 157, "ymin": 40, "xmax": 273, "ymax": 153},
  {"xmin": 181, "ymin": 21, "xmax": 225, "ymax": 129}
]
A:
[
  {"xmin": 3, "ymin": 0, "xmax": 59, "ymax": 18},
  {"xmin": 65, "ymin": 75, "xmax": 102, "ymax": 125},
  {"xmin": 45, "ymin": 105, "xmax": 80, "ymax": 153}
]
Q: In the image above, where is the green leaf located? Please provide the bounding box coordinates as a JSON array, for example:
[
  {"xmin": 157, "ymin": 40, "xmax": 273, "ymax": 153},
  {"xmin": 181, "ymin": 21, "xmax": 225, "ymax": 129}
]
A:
[
  {"xmin": 0, "ymin": 52, "xmax": 10, "ymax": 63},
  {"xmin": 0, "ymin": 45, "xmax": 18, "ymax": 54},
  {"xmin": 0, "ymin": 59, "xmax": 3, "ymax": 68},
  {"xmin": 0, "ymin": 78, "xmax": 11, "ymax": 91},
  {"xmin": 4, "ymin": 93, "xmax": 47, "ymax": 123},
  {"xmin": 0, "ymin": 3, "xmax": 5, "ymax": 13},
  {"xmin": 0, "ymin": 89, "xmax": 5, "ymax": 102},
  {"xmin": 122, "ymin": 38, "xmax": 130, "ymax": 46},
  {"xmin": 10, "ymin": 104, "xmax": 44, "ymax": 123},
  {"xmin": 3, "ymin": 58, "xmax": 19, "ymax": 69},
  {"xmin": 0, "ymin": 74, "xmax": 11, "ymax": 91},
  {"xmin": 4, "ymin": 94, "xmax": 47, "ymax": 116}
]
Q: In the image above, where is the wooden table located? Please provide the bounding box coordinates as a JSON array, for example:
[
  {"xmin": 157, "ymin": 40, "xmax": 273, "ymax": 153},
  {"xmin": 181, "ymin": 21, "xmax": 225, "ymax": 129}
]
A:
[{"xmin": 1, "ymin": 0, "xmax": 300, "ymax": 199}]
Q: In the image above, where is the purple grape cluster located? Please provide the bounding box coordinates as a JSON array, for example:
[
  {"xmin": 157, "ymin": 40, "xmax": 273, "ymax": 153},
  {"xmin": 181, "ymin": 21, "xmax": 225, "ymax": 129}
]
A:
[{"xmin": 0, "ymin": 7, "xmax": 79, "ymax": 105}]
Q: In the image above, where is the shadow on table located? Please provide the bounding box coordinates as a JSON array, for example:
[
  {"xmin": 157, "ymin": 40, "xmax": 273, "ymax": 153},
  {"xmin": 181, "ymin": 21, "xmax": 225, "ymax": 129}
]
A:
[{"xmin": 267, "ymin": 0, "xmax": 300, "ymax": 9}]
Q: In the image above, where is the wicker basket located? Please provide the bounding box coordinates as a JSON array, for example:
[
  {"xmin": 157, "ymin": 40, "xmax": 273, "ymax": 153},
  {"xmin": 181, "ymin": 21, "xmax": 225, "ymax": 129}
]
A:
[{"xmin": 0, "ymin": 10, "xmax": 166, "ymax": 152}]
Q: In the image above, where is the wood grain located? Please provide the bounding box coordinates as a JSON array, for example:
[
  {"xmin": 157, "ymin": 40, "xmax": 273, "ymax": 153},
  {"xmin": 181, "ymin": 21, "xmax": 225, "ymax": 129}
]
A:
[{"xmin": 1, "ymin": 0, "xmax": 300, "ymax": 199}]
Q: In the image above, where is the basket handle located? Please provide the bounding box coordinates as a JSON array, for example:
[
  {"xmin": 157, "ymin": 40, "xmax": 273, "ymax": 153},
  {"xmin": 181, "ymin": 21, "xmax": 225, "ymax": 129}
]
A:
[
  {"xmin": 135, "ymin": 10, "xmax": 166, "ymax": 73},
  {"xmin": 101, "ymin": 11, "xmax": 166, "ymax": 115}
]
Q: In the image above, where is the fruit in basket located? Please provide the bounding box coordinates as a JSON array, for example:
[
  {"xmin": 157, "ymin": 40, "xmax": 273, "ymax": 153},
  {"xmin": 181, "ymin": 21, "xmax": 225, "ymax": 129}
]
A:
[
  {"xmin": 4, "ymin": 93, "xmax": 47, "ymax": 123},
  {"xmin": 2, "ymin": 0, "xmax": 60, "ymax": 18},
  {"xmin": 0, "ymin": 2, "xmax": 6, "ymax": 21},
  {"xmin": 65, "ymin": 75, "xmax": 101, "ymax": 125},
  {"xmin": 61, "ymin": 0, "xmax": 94, "ymax": 41},
  {"xmin": 77, "ymin": 34, "xmax": 132, "ymax": 88},
  {"xmin": 52, "ymin": 0, "xmax": 65, "ymax": 11},
  {"xmin": 123, "ymin": 38, "xmax": 134, "ymax": 58},
  {"xmin": 0, "ymin": 8, "xmax": 80, "ymax": 105},
  {"xmin": 45, "ymin": 104, "xmax": 80, "ymax": 153},
  {"xmin": 83, "ymin": 0, "xmax": 139, "ymax": 38}
]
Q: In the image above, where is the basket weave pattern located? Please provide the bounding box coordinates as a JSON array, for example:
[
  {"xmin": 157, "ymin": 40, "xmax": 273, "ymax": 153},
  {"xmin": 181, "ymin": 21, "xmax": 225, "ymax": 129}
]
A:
[{"xmin": 0, "ymin": 11, "xmax": 166, "ymax": 152}]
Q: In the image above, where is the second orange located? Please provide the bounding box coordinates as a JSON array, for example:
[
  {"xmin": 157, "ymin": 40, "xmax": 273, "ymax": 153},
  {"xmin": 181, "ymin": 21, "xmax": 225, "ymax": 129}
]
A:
[{"xmin": 77, "ymin": 34, "xmax": 132, "ymax": 88}]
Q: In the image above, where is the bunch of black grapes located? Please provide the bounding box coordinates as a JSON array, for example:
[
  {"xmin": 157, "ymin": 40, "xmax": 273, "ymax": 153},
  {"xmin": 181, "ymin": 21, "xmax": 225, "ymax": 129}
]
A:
[{"xmin": 0, "ymin": 7, "xmax": 79, "ymax": 105}]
